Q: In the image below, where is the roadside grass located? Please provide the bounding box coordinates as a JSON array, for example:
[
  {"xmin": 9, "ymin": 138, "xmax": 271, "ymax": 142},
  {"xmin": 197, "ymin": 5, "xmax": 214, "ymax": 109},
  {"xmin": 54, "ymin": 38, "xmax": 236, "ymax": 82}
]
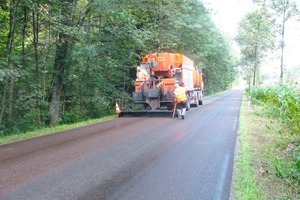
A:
[
  {"xmin": 0, "ymin": 115, "xmax": 117, "ymax": 145},
  {"xmin": 235, "ymin": 92, "xmax": 300, "ymax": 199},
  {"xmin": 235, "ymin": 94, "xmax": 264, "ymax": 200}
]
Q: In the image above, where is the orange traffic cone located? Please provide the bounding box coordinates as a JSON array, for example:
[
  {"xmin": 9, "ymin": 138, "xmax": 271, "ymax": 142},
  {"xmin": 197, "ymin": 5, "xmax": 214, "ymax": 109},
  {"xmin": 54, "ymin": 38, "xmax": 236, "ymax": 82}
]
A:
[{"xmin": 115, "ymin": 102, "xmax": 122, "ymax": 114}]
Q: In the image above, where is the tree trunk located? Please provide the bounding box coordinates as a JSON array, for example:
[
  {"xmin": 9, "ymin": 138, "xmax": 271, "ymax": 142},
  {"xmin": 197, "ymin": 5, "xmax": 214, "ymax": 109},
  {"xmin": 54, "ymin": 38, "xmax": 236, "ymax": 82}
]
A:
[
  {"xmin": 49, "ymin": 1, "xmax": 73, "ymax": 125},
  {"xmin": 0, "ymin": 81, "xmax": 8, "ymax": 125},
  {"xmin": 253, "ymin": 46, "xmax": 258, "ymax": 87},
  {"xmin": 49, "ymin": 31, "xmax": 69, "ymax": 125},
  {"xmin": 5, "ymin": 0, "xmax": 19, "ymax": 126},
  {"xmin": 279, "ymin": 2, "xmax": 286, "ymax": 83},
  {"xmin": 33, "ymin": 5, "xmax": 42, "ymax": 126}
]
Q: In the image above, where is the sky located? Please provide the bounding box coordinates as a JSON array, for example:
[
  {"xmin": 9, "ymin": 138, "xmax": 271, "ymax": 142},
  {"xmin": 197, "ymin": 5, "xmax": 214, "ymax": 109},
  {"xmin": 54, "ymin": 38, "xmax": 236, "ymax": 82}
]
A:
[
  {"xmin": 202, "ymin": 0, "xmax": 254, "ymax": 37},
  {"xmin": 201, "ymin": 0, "xmax": 300, "ymax": 79}
]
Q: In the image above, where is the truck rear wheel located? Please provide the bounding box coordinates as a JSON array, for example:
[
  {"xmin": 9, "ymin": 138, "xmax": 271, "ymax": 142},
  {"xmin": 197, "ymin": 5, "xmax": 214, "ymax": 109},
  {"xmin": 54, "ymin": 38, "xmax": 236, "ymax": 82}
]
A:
[
  {"xmin": 199, "ymin": 92, "xmax": 203, "ymax": 105},
  {"xmin": 195, "ymin": 95, "xmax": 199, "ymax": 107},
  {"xmin": 199, "ymin": 100, "xmax": 203, "ymax": 105}
]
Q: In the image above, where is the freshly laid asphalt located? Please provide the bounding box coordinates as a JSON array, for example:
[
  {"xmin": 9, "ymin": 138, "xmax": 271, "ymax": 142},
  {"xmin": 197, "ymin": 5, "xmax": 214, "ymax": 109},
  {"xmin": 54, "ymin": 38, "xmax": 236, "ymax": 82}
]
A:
[{"xmin": 0, "ymin": 89, "xmax": 243, "ymax": 200}]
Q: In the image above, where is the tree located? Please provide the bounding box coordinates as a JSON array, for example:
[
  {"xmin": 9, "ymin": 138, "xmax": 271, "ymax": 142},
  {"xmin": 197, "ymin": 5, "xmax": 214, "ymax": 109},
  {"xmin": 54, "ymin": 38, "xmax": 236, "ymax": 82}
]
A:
[
  {"xmin": 271, "ymin": 0, "xmax": 299, "ymax": 82},
  {"xmin": 254, "ymin": 0, "xmax": 299, "ymax": 82},
  {"xmin": 49, "ymin": 0, "xmax": 77, "ymax": 125},
  {"xmin": 236, "ymin": 7, "xmax": 275, "ymax": 87},
  {"xmin": 1, "ymin": 0, "xmax": 19, "ymax": 127}
]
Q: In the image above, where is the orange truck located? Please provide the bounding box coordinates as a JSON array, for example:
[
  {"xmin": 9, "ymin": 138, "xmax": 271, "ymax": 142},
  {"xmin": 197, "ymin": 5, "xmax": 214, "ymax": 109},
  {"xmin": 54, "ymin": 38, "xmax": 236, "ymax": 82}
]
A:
[{"xmin": 125, "ymin": 52, "xmax": 204, "ymax": 116}]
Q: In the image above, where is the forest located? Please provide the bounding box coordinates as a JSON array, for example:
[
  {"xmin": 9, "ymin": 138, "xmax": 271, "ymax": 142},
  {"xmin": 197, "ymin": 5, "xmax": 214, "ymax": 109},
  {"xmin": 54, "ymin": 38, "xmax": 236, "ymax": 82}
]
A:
[{"xmin": 0, "ymin": 0, "xmax": 238, "ymax": 134}]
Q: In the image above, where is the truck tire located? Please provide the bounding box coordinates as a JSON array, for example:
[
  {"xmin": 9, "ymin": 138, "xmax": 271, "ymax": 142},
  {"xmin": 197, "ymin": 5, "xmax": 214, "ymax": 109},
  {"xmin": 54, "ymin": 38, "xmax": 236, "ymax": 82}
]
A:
[
  {"xmin": 195, "ymin": 94, "xmax": 199, "ymax": 107},
  {"xmin": 199, "ymin": 100, "xmax": 203, "ymax": 105},
  {"xmin": 199, "ymin": 92, "xmax": 203, "ymax": 105}
]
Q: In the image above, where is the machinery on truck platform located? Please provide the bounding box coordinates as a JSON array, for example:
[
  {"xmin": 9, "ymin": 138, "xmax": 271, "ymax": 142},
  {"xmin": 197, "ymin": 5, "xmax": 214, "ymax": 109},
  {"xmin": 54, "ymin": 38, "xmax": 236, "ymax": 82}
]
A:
[{"xmin": 119, "ymin": 52, "xmax": 205, "ymax": 117}]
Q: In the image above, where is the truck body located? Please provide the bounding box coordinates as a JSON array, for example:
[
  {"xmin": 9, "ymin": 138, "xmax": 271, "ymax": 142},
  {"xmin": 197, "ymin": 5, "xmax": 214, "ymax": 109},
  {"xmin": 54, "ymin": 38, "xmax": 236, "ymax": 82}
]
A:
[{"xmin": 133, "ymin": 52, "xmax": 204, "ymax": 111}]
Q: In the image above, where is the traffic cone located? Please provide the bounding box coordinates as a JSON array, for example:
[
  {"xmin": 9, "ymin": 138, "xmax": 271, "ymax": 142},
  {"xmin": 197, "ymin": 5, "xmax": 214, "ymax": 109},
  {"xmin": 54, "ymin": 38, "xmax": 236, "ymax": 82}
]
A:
[{"xmin": 115, "ymin": 102, "xmax": 122, "ymax": 114}]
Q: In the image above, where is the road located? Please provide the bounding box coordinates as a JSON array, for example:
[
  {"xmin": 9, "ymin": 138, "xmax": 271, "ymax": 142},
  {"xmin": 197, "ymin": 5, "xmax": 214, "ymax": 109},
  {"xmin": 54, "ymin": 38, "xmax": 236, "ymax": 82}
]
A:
[{"xmin": 0, "ymin": 89, "xmax": 243, "ymax": 200}]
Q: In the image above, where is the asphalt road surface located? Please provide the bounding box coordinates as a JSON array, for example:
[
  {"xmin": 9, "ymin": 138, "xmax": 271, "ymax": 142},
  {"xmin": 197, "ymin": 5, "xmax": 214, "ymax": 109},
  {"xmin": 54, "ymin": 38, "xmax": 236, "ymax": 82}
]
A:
[{"xmin": 0, "ymin": 89, "xmax": 243, "ymax": 200}]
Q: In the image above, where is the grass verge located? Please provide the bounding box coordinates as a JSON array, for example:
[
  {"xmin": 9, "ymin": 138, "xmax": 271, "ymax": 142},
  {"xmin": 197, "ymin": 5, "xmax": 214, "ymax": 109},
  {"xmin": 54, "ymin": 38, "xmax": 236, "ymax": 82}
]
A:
[
  {"xmin": 235, "ymin": 94, "xmax": 264, "ymax": 199},
  {"xmin": 0, "ymin": 115, "xmax": 117, "ymax": 145},
  {"xmin": 234, "ymin": 93, "xmax": 300, "ymax": 199}
]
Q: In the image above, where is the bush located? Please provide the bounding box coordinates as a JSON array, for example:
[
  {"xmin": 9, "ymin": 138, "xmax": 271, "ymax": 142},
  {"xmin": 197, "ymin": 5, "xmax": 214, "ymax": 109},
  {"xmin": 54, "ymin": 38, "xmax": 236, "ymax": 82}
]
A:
[
  {"xmin": 248, "ymin": 85, "xmax": 300, "ymax": 133},
  {"xmin": 247, "ymin": 85, "xmax": 300, "ymax": 194}
]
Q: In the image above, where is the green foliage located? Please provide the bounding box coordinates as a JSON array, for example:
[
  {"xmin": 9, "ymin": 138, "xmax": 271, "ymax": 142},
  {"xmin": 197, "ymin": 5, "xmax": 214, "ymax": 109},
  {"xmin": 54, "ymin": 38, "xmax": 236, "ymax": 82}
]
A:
[
  {"xmin": 0, "ymin": 3, "xmax": 9, "ymax": 56},
  {"xmin": 248, "ymin": 85, "xmax": 300, "ymax": 193},
  {"xmin": 237, "ymin": 8, "xmax": 275, "ymax": 87},
  {"xmin": 274, "ymin": 144, "xmax": 300, "ymax": 189},
  {"xmin": 248, "ymin": 85, "xmax": 300, "ymax": 133}
]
